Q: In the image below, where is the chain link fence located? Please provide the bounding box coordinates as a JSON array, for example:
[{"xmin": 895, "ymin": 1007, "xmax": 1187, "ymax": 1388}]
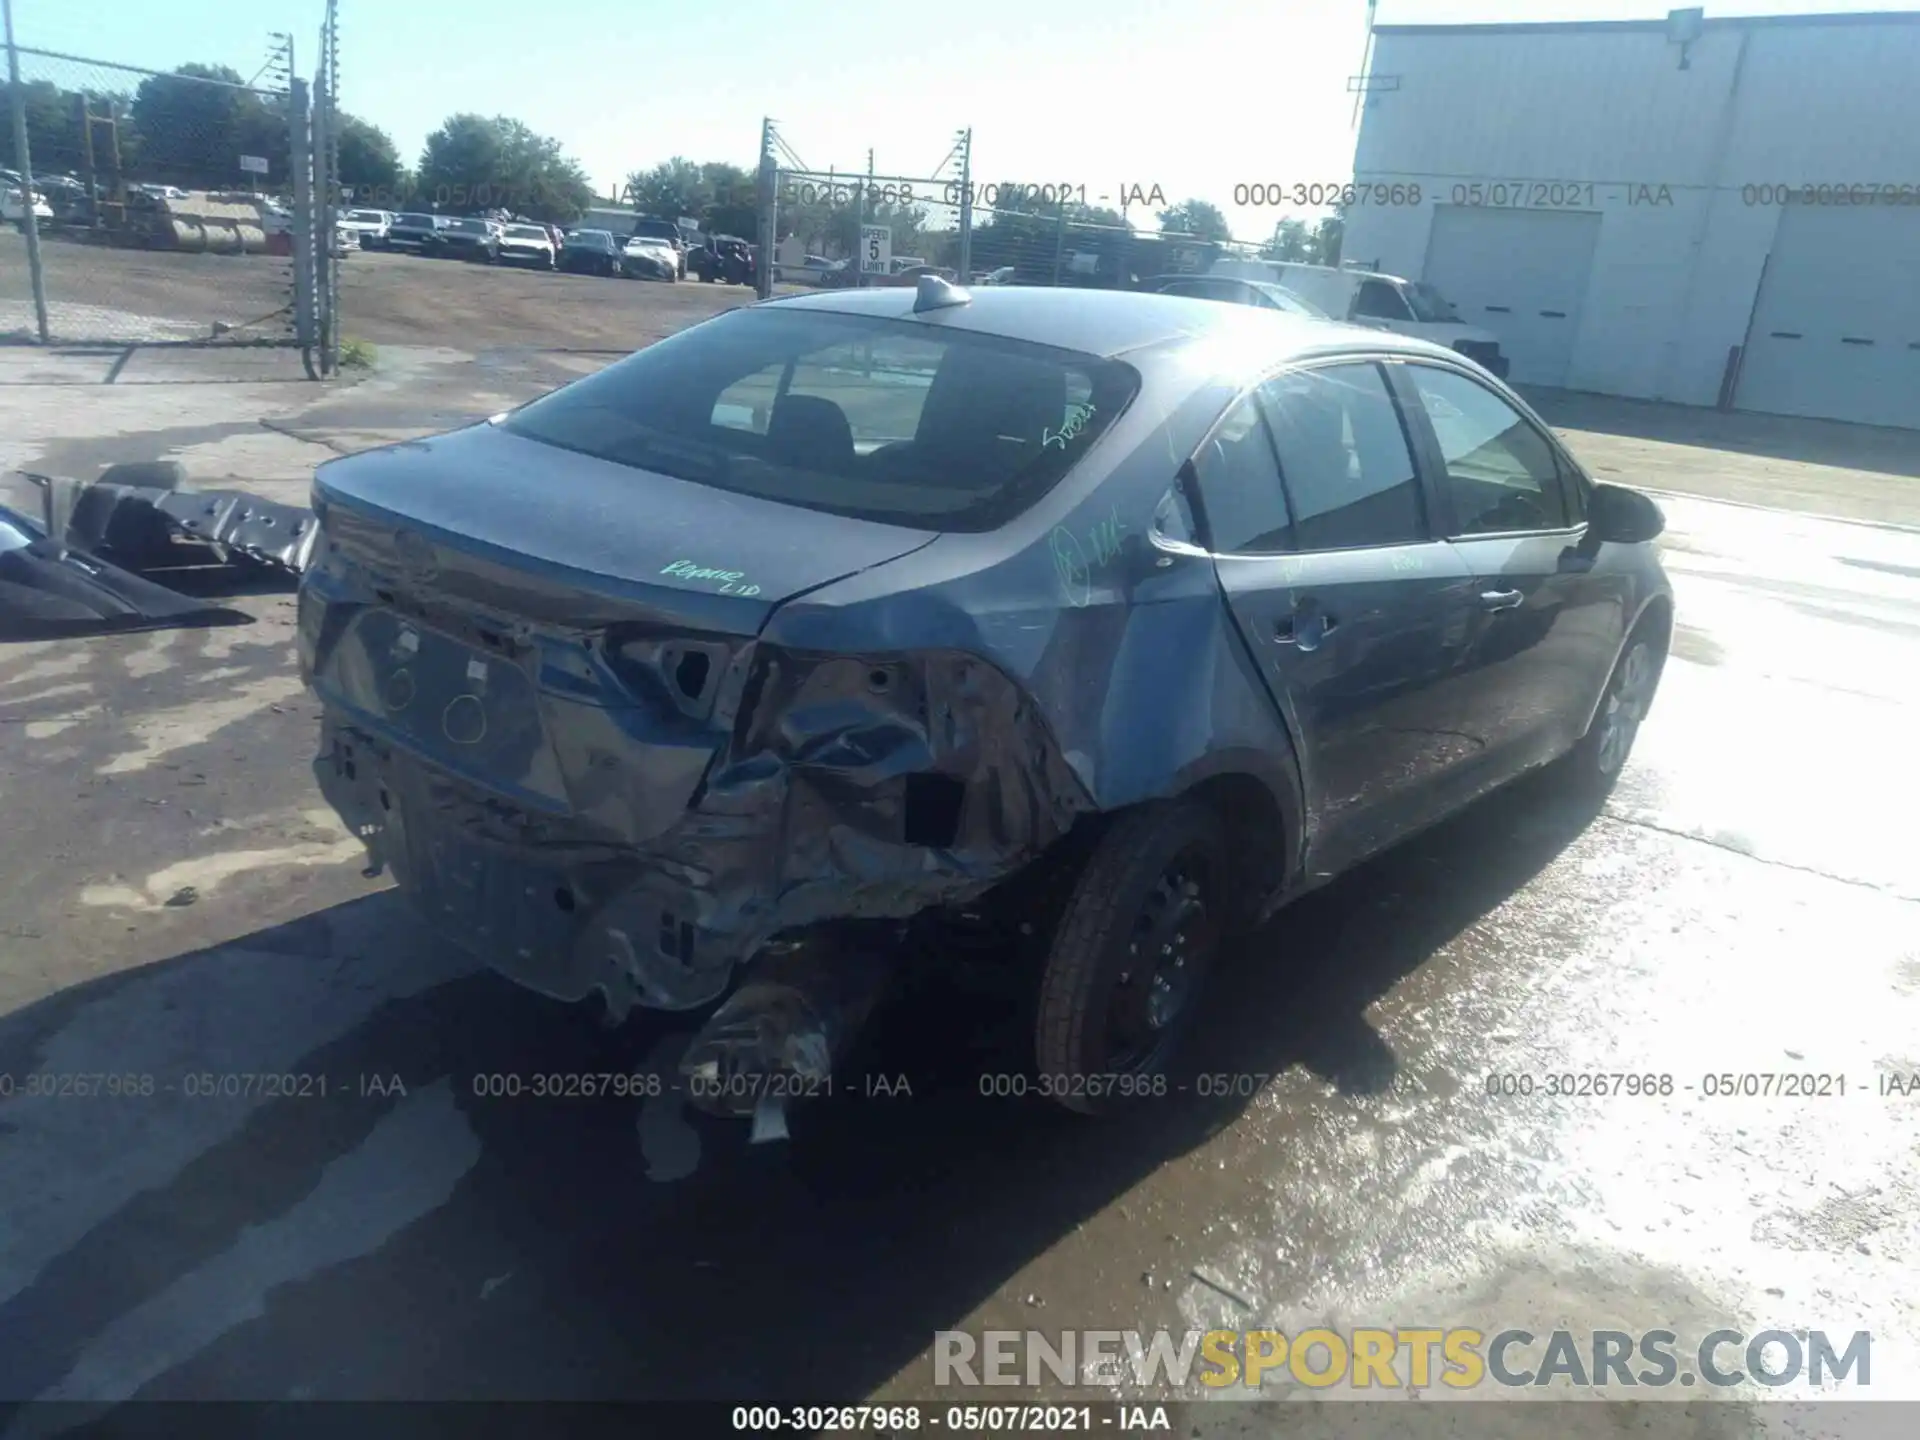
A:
[
  {"xmin": 758, "ymin": 124, "xmax": 1339, "ymax": 301},
  {"xmin": 768, "ymin": 168, "xmax": 968, "ymax": 291},
  {"xmin": 963, "ymin": 200, "xmax": 1274, "ymax": 289},
  {"xmin": 2, "ymin": 29, "xmax": 325, "ymax": 360}
]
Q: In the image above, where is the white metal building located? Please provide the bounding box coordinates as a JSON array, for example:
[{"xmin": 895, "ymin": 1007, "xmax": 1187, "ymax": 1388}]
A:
[{"xmin": 1341, "ymin": 9, "xmax": 1920, "ymax": 429}]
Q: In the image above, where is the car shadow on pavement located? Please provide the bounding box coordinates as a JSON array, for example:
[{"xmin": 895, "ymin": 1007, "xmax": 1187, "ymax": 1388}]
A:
[{"xmin": 0, "ymin": 769, "xmax": 1605, "ymax": 1410}]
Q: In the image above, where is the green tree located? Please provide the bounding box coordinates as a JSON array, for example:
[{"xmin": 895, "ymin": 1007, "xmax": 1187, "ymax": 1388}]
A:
[
  {"xmin": 1259, "ymin": 213, "xmax": 1344, "ymax": 265},
  {"xmin": 1311, "ymin": 214, "xmax": 1344, "ymax": 265},
  {"xmin": 1156, "ymin": 198, "xmax": 1232, "ymax": 242},
  {"xmin": 416, "ymin": 113, "xmax": 593, "ymax": 222},
  {"xmin": 127, "ymin": 63, "xmax": 286, "ymax": 187},
  {"xmin": 337, "ymin": 113, "xmax": 403, "ymax": 195},
  {"xmin": 0, "ymin": 79, "xmax": 82, "ymax": 174},
  {"xmin": 621, "ymin": 157, "xmax": 760, "ymax": 233}
]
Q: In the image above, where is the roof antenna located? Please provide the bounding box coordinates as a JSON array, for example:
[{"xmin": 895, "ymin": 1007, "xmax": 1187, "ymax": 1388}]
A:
[{"xmin": 914, "ymin": 274, "xmax": 971, "ymax": 313}]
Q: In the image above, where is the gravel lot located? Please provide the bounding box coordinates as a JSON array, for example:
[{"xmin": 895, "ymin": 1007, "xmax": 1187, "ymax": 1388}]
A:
[{"xmin": 0, "ymin": 232, "xmax": 761, "ymax": 349}]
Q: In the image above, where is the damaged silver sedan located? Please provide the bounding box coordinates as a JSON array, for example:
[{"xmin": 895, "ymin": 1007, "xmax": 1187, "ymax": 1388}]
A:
[{"xmin": 300, "ymin": 279, "xmax": 1673, "ymax": 1119}]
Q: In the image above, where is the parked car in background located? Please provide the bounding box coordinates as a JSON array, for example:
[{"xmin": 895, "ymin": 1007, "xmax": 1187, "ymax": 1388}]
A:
[
  {"xmin": 774, "ymin": 253, "xmax": 837, "ymax": 284},
  {"xmin": 621, "ymin": 235, "xmax": 679, "ymax": 281},
  {"xmin": 497, "ymin": 222, "xmax": 559, "ymax": 269},
  {"xmin": 1210, "ymin": 260, "xmax": 1509, "ymax": 376},
  {"xmin": 560, "ymin": 228, "xmax": 624, "ymax": 276},
  {"xmin": 628, "ymin": 216, "xmax": 687, "ymax": 277},
  {"xmin": 689, "ymin": 235, "xmax": 754, "ymax": 284},
  {"xmin": 388, "ymin": 212, "xmax": 444, "ymax": 252},
  {"xmin": 974, "ymin": 266, "xmax": 1017, "ymax": 286},
  {"xmin": 339, "ymin": 208, "xmax": 394, "ymax": 248},
  {"xmin": 1142, "ymin": 273, "xmax": 1327, "ymax": 317},
  {"xmin": 34, "ymin": 174, "xmax": 94, "ymax": 223},
  {"xmin": 132, "ymin": 183, "xmax": 189, "ymax": 201},
  {"xmin": 1, "ymin": 185, "xmax": 54, "ymax": 226},
  {"xmin": 878, "ymin": 264, "xmax": 957, "ymax": 287},
  {"xmin": 300, "ymin": 285, "xmax": 1672, "ymax": 1125},
  {"xmin": 436, "ymin": 216, "xmax": 502, "ymax": 262}
]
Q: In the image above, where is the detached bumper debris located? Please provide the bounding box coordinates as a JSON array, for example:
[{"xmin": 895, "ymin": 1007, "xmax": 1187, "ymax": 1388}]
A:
[
  {"xmin": 29, "ymin": 466, "xmax": 320, "ymax": 576},
  {"xmin": 678, "ymin": 936, "xmax": 893, "ymax": 1139},
  {"xmin": 0, "ymin": 464, "xmax": 319, "ymax": 641}
]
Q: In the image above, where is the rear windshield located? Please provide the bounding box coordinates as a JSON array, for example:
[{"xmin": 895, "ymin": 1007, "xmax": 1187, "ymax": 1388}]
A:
[
  {"xmin": 501, "ymin": 307, "xmax": 1138, "ymax": 531},
  {"xmin": 345, "ymin": 210, "xmax": 384, "ymax": 223},
  {"xmin": 396, "ymin": 213, "xmax": 435, "ymax": 227},
  {"xmin": 566, "ymin": 229, "xmax": 613, "ymax": 248},
  {"xmin": 444, "ymin": 218, "xmax": 485, "ymax": 234},
  {"xmin": 505, "ymin": 225, "xmax": 548, "ymax": 240},
  {"xmin": 631, "ymin": 219, "xmax": 678, "ymax": 239}
]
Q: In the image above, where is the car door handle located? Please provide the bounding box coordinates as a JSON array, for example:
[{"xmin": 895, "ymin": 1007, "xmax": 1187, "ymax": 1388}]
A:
[
  {"xmin": 1479, "ymin": 589, "xmax": 1524, "ymax": 611},
  {"xmin": 1275, "ymin": 611, "xmax": 1339, "ymax": 647}
]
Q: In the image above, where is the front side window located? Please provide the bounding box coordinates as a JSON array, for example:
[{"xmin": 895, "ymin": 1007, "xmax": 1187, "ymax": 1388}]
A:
[
  {"xmin": 1405, "ymin": 282, "xmax": 1461, "ymax": 322},
  {"xmin": 1405, "ymin": 366, "xmax": 1569, "ymax": 534},
  {"xmin": 502, "ymin": 308, "xmax": 1135, "ymax": 531},
  {"xmin": 1190, "ymin": 394, "xmax": 1293, "ymax": 554},
  {"xmin": 1258, "ymin": 363, "xmax": 1426, "ymax": 551}
]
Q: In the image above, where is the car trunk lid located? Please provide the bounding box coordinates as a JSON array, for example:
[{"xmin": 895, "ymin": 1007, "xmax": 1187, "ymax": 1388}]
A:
[{"xmin": 303, "ymin": 423, "xmax": 936, "ymax": 832}]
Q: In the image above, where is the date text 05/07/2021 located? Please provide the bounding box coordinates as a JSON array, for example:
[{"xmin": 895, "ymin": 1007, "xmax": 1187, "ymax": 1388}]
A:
[
  {"xmin": 729, "ymin": 1403, "xmax": 1175, "ymax": 1432},
  {"xmin": 1482, "ymin": 1071, "xmax": 1919, "ymax": 1099},
  {"xmin": 767, "ymin": 181, "xmax": 1170, "ymax": 211}
]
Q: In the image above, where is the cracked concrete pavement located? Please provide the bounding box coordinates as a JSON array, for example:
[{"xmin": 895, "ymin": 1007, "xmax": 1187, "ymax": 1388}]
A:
[{"xmin": 0, "ymin": 332, "xmax": 1916, "ymax": 1435}]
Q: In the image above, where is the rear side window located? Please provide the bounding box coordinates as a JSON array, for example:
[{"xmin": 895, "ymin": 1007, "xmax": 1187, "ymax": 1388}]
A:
[
  {"xmin": 1258, "ymin": 363, "xmax": 1427, "ymax": 551},
  {"xmin": 1190, "ymin": 394, "xmax": 1293, "ymax": 554},
  {"xmin": 502, "ymin": 307, "xmax": 1136, "ymax": 531}
]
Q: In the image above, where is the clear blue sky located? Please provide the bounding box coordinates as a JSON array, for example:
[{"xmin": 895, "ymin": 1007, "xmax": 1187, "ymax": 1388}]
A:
[{"xmin": 12, "ymin": 0, "xmax": 1916, "ymax": 239}]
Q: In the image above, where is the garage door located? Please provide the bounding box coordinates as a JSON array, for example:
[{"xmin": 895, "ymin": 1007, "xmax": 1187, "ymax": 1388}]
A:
[
  {"xmin": 1735, "ymin": 203, "xmax": 1920, "ymax": 431},
  {"xmin": 1422, "ymin": 207, "xmax": 1602, "ymax": 388}
]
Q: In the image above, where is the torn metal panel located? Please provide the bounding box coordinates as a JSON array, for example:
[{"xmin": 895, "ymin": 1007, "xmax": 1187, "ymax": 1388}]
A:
[
  {"xmin": 305, "ymin": 635, "xmax": 1093, "ymax": 1023},
  {"xmin": 26, "ymin": 472, "xmax": 320, "ymax": 576},
  {"xmin": 0, "ymin": 504, "xmax": 249, "ymax": 640}
]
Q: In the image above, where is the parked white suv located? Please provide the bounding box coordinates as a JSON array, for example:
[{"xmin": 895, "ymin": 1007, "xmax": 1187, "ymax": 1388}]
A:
[
  {"xmin": 1209, "ymin": 261, "xmax": 1509, "ymax": 378},
  {"xmin": 338, "ymin": 208, "xmax": 394, "ymax": 247},
  {"xmin": 1, "ymin": 184, "xmax": 53, "ymax": 225}
]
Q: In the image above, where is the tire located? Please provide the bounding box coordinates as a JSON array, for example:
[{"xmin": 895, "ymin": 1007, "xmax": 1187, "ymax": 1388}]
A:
[
  {"xmin": 1033, "ymin": 801, "xmax": 1228, "ymax": 1115},
  {"xmin": 1559, "ymin": 629, "xmax": 1663, "ymax": 793}
]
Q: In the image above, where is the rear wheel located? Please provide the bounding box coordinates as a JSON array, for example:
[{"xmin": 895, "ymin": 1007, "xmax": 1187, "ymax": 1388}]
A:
[{"xmin": 1033, "ymin": 802, "xmax": 1227, "ymax": 1115}]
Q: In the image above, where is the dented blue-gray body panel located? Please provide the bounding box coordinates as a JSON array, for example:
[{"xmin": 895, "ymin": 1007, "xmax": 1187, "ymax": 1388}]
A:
[{"xmin": 298, "ymin": 288, "xmax": 1595, "ymax": 1020}]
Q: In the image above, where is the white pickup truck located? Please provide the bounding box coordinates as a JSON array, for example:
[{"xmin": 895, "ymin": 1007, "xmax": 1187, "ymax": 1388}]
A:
[{"xmin": 1209, "ymin": 260, "xmax": 1510, "ymax": 378}]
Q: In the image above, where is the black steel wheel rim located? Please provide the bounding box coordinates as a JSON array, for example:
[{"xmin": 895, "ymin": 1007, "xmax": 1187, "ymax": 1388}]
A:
[{"xmin": 1103, "ymin": 845, "xmax": 1218, "ymax": 1071}]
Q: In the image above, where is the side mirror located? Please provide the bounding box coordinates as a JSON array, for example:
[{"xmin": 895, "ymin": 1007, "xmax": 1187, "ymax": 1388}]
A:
[{"xmin": 1585, "ymin": 483, "xmax": 1665, "ymax": 545}]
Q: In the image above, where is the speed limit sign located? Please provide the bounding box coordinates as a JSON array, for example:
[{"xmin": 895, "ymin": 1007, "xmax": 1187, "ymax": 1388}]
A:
[{"xmin": 860, "ymin": 224, "xmax": 892, "ymax": 275}]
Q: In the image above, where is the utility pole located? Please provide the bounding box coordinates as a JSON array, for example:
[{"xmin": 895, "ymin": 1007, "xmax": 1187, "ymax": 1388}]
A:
[
  {"xmin": 955, "ymin": 127, "xmax": 972, "ymax": 283},
  {"xmin": 858, "ymin": 148, "xmax": 873, "ymax": 288},
  {"xmin": 3, "ymin": 0, "xmax": 50, "ymax": 341},
  {"xmin": 755, "ymin": 116, "xmax": 776, "ymax": 298}
]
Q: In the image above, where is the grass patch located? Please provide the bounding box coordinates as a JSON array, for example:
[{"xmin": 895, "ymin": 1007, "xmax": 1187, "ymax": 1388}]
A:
[{"xmin": 338, "ymin": 336, "xmax": 377, "ymax": 370}]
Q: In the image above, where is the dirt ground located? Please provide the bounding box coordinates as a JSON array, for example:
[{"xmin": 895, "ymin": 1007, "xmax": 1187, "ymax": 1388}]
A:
[{"xmin": 0, "ymin": 232, "xmax": 760, "ymax": 350}]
